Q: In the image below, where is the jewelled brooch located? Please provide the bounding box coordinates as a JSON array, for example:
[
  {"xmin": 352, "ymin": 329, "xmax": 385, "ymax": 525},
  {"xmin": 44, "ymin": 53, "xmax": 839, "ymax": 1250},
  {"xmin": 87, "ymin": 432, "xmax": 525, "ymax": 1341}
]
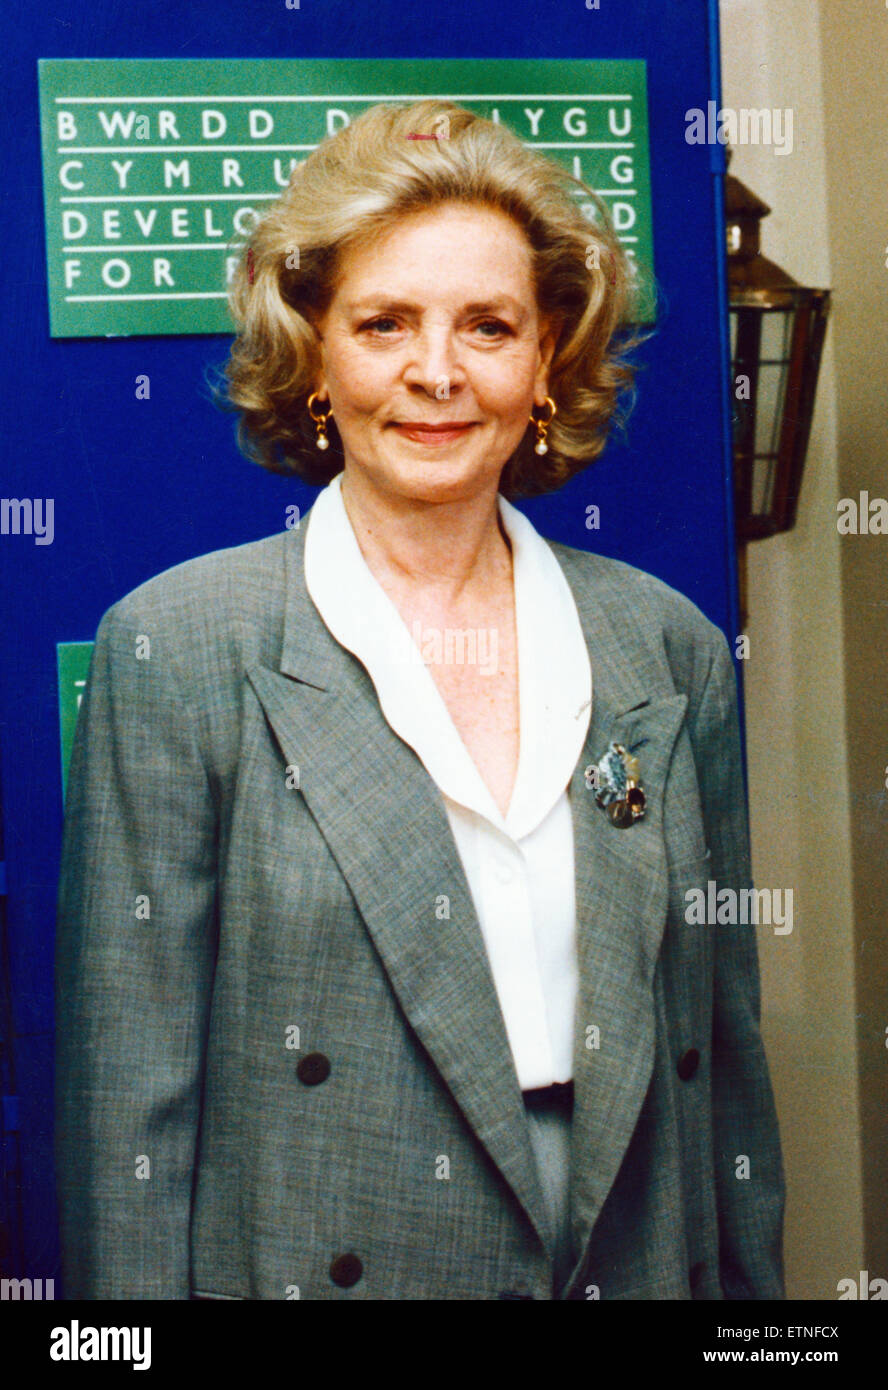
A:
[{"xmin": 585, "ymin": 741, "xmax": 647, "ymax": 828}]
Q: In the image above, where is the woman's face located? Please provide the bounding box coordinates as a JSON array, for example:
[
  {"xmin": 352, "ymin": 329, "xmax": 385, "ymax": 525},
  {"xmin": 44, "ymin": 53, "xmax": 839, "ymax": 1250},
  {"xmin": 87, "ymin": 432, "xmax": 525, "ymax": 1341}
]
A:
[{"xmin": 313, "ymin": 202, "xmax": 557, "ymax": 506}]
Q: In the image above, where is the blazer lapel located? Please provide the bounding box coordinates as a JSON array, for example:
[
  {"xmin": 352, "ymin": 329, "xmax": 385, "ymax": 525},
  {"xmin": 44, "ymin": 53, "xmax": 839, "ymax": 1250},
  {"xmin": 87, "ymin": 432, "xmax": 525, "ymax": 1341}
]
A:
[
  {"xmin": 556, "ymin": 547, "xmax": 690, "ymax": 1287},
  {"xmin": 244, "ymin": 523, "xmax": 554, "ymax": 1255}
]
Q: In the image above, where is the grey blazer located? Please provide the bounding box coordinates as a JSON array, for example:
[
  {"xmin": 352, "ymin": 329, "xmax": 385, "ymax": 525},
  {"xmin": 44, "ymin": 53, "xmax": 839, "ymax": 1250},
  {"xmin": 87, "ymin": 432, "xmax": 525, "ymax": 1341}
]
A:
[{"xmin": 55, "ymin": 517, "xmax": 785, "ymax": 1300}]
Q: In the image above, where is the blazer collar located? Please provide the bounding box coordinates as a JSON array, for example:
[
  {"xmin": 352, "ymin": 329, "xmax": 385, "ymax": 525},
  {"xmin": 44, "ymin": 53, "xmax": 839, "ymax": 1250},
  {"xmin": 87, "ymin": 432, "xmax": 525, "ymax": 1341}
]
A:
[{"xmin": 247, "ymin": 517, "xmax": 689, "ymax": 1278}]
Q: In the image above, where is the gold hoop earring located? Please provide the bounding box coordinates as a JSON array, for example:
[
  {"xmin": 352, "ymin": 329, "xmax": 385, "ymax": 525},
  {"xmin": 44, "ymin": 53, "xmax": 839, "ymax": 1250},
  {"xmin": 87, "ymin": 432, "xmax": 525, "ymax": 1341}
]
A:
[
  {"xmin": 307, "ymin": 392, "xmax": 333, "ymax": 451},
  {"xmin": 529, "ymin": 396, "xmax": 557, "ymax": 456}
]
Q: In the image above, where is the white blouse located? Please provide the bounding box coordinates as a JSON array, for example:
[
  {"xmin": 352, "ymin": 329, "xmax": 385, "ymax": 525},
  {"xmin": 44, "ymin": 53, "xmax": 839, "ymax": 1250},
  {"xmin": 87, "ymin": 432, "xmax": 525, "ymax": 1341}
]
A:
[{"xmin": 303, "ymin": 473, "xmax": 592, "ymax": 1089}]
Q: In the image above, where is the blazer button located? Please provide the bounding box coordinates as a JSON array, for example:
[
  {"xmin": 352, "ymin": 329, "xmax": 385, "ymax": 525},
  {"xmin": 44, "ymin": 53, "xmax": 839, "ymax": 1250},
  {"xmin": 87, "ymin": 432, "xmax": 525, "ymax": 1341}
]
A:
[
  {"xmin": 689, "ymin": 1261, "xmax": 706, "ymax": 1290},
  {"xmin": 297, "ymin": 1052, "xmax": 331, "ymax": 1086},
  {"xmin": 677, "ymin": 1048, "xmax": 700, "ymax": 1081},
  {"xmin": 330, "ymin": 1253, "xmax": 363, "ymax": 1288}
]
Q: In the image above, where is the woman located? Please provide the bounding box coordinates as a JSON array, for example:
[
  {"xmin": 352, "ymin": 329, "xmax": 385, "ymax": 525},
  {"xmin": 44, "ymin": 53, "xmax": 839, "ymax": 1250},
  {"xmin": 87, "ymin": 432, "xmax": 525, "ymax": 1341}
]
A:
[{"xmin": 55, "ymin": 99, "xmax": 785, "ymax": 1301}]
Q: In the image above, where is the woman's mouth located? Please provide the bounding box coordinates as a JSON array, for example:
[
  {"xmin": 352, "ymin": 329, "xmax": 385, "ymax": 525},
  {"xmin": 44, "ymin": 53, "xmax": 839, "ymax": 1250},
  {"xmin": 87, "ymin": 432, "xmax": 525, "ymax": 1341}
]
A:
[{"xmin": 390, "ymin": 422, "xmax": 479, "ymax": 446}]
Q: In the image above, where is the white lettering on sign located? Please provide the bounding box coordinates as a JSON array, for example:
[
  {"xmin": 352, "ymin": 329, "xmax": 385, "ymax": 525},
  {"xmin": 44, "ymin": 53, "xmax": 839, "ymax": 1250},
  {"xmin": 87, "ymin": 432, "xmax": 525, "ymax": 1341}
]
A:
[
  {"xmin": 110, "ymin": 159, "xmax": 133, "ymax": 188},
  {"xmin": 202, "ymin": 109, "xmax": 226, "ymax": 139},
  {"xmin": 40, "ymin": 64, "xmax": 651, "ymax": 331},
  {"xmin": 164, "ymin": 159, "xmax": 190, "ymax": 188},
  {"xmin": 59, "ymin": 161, "xmax": 84, "ymax": 189},
  {"xmin": 158, "ymin": 111, "xmax": 180, "ymax": 139}
]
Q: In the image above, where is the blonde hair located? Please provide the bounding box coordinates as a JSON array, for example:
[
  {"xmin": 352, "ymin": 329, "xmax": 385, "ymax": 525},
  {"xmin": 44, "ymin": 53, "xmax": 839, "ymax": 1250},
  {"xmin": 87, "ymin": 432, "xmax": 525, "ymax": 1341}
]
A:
[{"xmin": 221, "ymin": 99, "xmax": 645, "ymax": 496}]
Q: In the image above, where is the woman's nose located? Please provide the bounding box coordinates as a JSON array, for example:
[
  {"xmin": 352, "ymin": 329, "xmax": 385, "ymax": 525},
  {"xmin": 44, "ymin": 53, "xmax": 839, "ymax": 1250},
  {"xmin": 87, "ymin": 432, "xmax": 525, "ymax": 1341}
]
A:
[{"xmin": 402, "ymin": 330, "xmax": 465, "ymax": 395}]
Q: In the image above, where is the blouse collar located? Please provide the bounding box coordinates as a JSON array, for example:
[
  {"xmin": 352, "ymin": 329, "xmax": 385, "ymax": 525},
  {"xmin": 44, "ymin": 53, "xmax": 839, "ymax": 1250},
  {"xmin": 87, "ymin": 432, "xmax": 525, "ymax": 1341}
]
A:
[{"xmin": 304, "ymin": 471, "xmax": 592, "ymax": 841}]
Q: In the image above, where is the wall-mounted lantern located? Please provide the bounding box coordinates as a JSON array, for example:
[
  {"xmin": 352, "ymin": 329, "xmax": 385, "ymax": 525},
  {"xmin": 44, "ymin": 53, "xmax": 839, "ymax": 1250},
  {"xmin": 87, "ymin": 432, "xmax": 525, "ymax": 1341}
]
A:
[{"xmin": 726, "ymin": 152, "xmax": 831, "ymax": 624}]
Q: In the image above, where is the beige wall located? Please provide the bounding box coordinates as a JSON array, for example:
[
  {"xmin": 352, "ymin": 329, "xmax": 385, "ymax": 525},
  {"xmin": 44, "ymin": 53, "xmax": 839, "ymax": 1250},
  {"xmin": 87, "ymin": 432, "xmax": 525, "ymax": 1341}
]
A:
[
  {"xmin": 818, "ymin": 0, "xmax": 888, "ymax": 1278},
  {"xmin": 719, "ymin": 0, "xmax": 885, "ymax": 1298}
]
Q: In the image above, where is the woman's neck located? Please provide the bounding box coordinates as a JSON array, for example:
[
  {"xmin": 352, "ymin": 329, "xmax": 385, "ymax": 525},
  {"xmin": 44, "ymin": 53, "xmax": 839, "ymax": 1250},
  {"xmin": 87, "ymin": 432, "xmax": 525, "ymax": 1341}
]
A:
[{"xmin": 338, "ymin": 467, "xmax": 513, "ymax": 611}]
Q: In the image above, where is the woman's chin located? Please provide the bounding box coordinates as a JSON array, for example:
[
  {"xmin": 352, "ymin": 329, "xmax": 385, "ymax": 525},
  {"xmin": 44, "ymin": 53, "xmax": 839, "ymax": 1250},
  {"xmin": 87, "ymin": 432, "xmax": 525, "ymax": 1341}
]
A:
[{"xmin": 358, "ymin": 454, "xmax": 503, "ymax": 505}]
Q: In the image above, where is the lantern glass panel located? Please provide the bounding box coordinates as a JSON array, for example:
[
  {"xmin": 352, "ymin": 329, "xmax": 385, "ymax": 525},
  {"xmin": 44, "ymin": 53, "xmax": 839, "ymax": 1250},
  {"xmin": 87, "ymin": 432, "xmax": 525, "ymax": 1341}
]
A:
[
  {"xmin": 760, "ymin": 307, "xmax": 793, "ymax": 362},
  {"xmin": 755, "ymin": 362, "xmax": 785, "ymax": 457}
]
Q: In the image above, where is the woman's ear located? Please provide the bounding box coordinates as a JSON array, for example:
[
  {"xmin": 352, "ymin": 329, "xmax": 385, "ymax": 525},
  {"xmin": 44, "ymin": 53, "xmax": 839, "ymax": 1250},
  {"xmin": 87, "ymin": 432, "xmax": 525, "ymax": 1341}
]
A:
[
  {"xmin": 534, "ymin": 317, "xmax": 560, "ymax": 406},
  {"xmin": 311, "ymin": 340, "xmax": 329, "ymax": 403}
]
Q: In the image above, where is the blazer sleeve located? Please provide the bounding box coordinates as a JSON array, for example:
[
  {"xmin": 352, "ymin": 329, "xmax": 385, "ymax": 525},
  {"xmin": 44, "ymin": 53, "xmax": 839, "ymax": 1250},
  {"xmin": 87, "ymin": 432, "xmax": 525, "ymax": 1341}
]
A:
[
  {"xmin": 55, "ymin": 597, "xmax": 219, "ymax": 1299},
  {"xmin": 686, "ymin": 632, "xmax": 786, "ymax": 1300}
]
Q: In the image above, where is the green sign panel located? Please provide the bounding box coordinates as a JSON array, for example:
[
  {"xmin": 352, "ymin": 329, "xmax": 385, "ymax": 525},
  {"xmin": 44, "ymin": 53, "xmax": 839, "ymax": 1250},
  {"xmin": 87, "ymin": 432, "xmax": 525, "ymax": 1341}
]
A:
[
  {"xmin": 57, "ymin": 641, "xmax": 94, "ymax": 801},
  {"xmin": 38, "ymin": 58, "xmax": 655, "ymax": 338}
]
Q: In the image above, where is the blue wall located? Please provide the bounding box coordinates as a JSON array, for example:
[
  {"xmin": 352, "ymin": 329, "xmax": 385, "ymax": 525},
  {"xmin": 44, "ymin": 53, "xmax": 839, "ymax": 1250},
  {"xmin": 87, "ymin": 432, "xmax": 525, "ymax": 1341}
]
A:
[{"xmin": 0, "ymin": 0, "xmax": 733, "ymax": 1288}]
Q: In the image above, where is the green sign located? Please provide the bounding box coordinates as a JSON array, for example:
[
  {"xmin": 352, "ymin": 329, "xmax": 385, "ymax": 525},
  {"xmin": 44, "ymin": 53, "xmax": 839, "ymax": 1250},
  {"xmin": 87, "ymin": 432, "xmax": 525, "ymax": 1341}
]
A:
[
  {"xmin": 38, "ymin": 58, "xmax": 655, "ymax": 338},
  {"xmin": 57, "ymin": 641, "xmax": 94, "ymax": 800}
]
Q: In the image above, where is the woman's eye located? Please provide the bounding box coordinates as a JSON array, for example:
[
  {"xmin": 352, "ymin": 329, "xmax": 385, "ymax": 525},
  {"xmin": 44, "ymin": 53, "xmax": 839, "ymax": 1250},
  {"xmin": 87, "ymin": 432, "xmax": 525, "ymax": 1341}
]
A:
[
  {"xmin": 474, "ymin": 319, "xmax": 511, "ymax": 338},
  {"xmin": 360, "ymin": 317, "xmax": 399, "ymax": 334}
]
